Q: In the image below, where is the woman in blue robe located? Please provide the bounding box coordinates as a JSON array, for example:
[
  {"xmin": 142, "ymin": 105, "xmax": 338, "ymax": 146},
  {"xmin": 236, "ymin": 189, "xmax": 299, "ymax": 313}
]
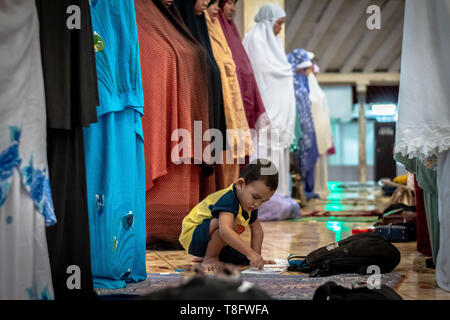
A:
[
  {"xmin": 83, "ymin": 0, "xmax": 146, "ymax": 289},
  {"xmin": 287, "ymin": 48, "xmax": 319, "ymax": 197}
]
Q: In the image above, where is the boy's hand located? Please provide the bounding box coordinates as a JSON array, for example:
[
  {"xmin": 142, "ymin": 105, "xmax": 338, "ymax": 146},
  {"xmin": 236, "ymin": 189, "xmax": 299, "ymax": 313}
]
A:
[{"xmin": 248, "ymin": 252, "xmax": 264, "ymax": 269}]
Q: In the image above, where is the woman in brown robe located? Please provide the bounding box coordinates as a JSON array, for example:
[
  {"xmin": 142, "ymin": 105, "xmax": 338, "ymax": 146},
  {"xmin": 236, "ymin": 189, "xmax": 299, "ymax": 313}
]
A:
[{"xmin": 135, "ymin": 0, "xmax": 211, "ymax": 248}]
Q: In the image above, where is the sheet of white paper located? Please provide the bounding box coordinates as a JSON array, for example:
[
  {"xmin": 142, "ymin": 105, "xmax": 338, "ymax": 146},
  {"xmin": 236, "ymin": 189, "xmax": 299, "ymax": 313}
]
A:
[{"xmin": 241, "ymin": 258, "xmax": 288, "ymax": 274}]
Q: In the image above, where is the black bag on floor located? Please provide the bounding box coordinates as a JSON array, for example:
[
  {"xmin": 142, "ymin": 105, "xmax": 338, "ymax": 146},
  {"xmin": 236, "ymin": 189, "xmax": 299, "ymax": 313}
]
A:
[
  {"xmin": 373, "ymin": 204, "xmax": 417, "ymax": 242},
  {"xmin": 288, "ymin": 232, "xmax": 401, "ymax": 277},
  {"xmin": 313, "ymin": 281, "xmax": 403, "ymax": 300},
  {"xmin": 139, "ymin": 276, "xmax": 273, "ymax": 300},
  {"xmin": 376, "ymin": 204, "xmax": 417, "ymax": 225},
  {"xmin": 374, "ymin": 223, "xmax": 417, "ymax": 242}
]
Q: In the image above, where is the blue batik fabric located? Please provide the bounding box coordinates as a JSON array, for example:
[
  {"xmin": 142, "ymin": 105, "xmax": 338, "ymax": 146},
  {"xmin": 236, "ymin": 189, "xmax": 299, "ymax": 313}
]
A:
[{"xmin": 287, "ymin": 49, "xmax": 319, "ymax": 187}]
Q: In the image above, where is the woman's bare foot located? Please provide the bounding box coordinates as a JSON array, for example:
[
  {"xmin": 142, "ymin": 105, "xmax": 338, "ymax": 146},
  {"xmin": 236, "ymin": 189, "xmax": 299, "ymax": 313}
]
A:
[{"xmin": 201, "ymin": 257, "xmax": 224, "ymax": 272}]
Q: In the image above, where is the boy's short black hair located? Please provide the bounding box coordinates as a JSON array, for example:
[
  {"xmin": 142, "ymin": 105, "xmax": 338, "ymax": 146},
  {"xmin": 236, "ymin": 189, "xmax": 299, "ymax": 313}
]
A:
[{"xmin": 239, "ymin": 159, "xmax": 279, "ymax": 191}]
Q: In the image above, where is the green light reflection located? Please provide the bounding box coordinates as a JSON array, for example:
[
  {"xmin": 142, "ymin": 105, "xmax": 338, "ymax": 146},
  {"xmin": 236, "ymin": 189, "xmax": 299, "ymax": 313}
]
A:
[{"xmin": 326, "ymin": 220, "xmax": 352, "ymax": 242}]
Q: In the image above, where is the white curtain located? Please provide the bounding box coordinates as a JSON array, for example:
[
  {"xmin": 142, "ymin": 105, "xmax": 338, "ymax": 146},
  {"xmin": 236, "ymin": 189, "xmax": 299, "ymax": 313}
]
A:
[{"xmin": 322, "ymin": 86, "xmax": 353, "ymax": 121}]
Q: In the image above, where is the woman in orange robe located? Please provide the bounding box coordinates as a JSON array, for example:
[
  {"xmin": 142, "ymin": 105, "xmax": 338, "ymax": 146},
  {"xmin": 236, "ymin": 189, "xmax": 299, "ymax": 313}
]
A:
[{"xmin": 205, "ymin": 0, "xmax": 253, "ymax": 189}]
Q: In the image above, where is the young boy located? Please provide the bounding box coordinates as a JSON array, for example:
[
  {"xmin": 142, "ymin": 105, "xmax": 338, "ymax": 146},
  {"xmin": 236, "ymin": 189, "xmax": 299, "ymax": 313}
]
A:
[{"xmin": 179, "ymin": 159, "xmax": 277, "ymax": 271}]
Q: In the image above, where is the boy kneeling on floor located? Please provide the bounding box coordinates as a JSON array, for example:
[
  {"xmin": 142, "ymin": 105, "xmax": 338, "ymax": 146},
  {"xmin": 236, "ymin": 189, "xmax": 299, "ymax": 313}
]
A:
[{"xmin": 179, "ymin": 159, "xmax": 277, "ymax": 271}]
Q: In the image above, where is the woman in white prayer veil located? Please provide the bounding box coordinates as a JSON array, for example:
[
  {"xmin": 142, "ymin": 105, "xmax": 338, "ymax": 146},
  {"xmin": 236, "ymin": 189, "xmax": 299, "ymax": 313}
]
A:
[
  {"xmin": 307, "ymin": 52, "xmax": 333, "ymax": 199},
  {"xmin": 243, "ymin": 3, "xmax": 296, "ymax": 197},
  {"xmin": 394, "ymin": 0, "xmax": 450, "ymax": 292}
]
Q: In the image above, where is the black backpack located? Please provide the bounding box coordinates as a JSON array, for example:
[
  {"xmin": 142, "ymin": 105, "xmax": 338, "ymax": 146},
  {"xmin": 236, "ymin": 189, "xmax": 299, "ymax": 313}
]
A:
[
  {"xmin": 313, "ymin": 281, "xmax": 403, "ymax": 300},
  {"xmin": 288, "ymin": 232, "xmax": 401, "ymax": 277}
]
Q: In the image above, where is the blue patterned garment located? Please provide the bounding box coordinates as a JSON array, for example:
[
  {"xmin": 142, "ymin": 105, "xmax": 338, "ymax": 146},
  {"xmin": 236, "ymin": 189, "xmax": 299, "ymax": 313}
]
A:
[
  {"xmin": 0, "ymin": 130, "xmax": 56, "ymax": 227},
  {"xmin": 0, "ymin": 2, "xmax": 56, "ymax": 225},
  {"xmin": 1, "ymin": 1, "xmax": 55, "ymax": 300},
  {"xmin": 0, "ymin": 130, "xmax": 21, "ymax": 207},
  {"xmin": 286, "ymin": 49, "xmax": 319, "ymax": 192},
  {"xmin": 84, "ymin": 0, "xmax": 146, "ymax": 289}
]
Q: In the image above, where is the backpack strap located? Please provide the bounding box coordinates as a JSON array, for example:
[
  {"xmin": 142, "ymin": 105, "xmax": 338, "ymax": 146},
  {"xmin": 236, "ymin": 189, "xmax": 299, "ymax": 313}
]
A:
[
  {"xmin": 287, "ymin": 254, "xmax": 309, "ymax": 272},
  {"xmin": 287, "ymin": 254, "xmax": 306, "ymax": 261}
]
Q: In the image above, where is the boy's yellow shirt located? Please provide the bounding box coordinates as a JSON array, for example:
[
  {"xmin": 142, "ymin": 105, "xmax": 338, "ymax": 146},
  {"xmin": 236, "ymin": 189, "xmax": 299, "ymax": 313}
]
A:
[{"xmin": 179, "ymin": 183, "xmax": 257, "ymax": 251}]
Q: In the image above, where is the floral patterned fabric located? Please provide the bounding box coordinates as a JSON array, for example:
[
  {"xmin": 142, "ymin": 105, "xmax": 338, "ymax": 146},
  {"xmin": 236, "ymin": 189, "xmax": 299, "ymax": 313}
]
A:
[
  {"xmin": 0, "ymin": 127, "xmax": 55, "ymax": 226},
  {"xmin": 0, "ymin": 168, "xmax": 54, "ymax": 300},
  {"xmin": 0, "ymin": 0, "xmax": 55, "ymax": 299},
  {"xmin": 287, "ymin": 49, "xmax": 319, "ymax": 191},
  {"xmin": 0, "ymin": 2, "xmax": 56, "ymax": 225}
]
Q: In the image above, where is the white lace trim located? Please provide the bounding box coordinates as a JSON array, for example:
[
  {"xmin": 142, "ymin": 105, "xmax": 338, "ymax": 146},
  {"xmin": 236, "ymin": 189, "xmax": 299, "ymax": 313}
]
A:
[{"xmin": 395, "ymin": 125, "xmax": 450, "ymax": 158}]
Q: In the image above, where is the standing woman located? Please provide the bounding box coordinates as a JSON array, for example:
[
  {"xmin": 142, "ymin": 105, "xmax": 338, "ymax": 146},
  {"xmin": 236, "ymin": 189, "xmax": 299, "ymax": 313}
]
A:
[
  {"xmin": 205, "ymin": 0, "xmax": 252, "ymax": 189},
  {"xmin": 174, "ymin": 0, "xmax": 228, "ymax": 197},
  {"xmin": 0, "ymin": 0, "xmax": 56, "ymax": 299},
  {"xmin": 174, "ymin": 0, "xmax": 227, "ymax": 153},
  {"xmin": 135, "ymin": 0, "xmax": 211, "ymax": 247},
  {"xmin": 307, "ymin": 55, "xmax": 333, "ymax": 199},
  {"xmin": 243, "ymin": 4, "xmax": 296, "ymax": 197},
  {"xmin": 83, "ymin": 0, "xmax": 147, "ymax": 289},
  {"xmin": 37, "ymin": 0, "xmax": 98, "ymax": 299},
  {"xmin": 286, "ymin": 48, "xmax": 319, "ymax": 197},
  {"xmin": 217, "ymin": 0, "xmax": 270, "ymax": 135},
  {"xmin": 394, "ymin": 0, "xmax": 450, "ymax": 291}
]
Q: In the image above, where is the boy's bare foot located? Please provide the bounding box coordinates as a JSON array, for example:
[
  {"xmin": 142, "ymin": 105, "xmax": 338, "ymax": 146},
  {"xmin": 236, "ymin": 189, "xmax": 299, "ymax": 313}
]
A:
[
  {"xmin": 191, "ymin": 256, "xmax": 204, "ymax": 263},
  {"xmin": 201, "ymin": 257, "xmax": 224, "ymax": 272}
]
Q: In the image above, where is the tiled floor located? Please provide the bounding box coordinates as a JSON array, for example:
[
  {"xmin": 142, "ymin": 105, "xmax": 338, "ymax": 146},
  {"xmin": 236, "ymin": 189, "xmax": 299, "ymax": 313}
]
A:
[{"xmin": 146, "ymin": 182, "xmax": 450, "ymax": 300}]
